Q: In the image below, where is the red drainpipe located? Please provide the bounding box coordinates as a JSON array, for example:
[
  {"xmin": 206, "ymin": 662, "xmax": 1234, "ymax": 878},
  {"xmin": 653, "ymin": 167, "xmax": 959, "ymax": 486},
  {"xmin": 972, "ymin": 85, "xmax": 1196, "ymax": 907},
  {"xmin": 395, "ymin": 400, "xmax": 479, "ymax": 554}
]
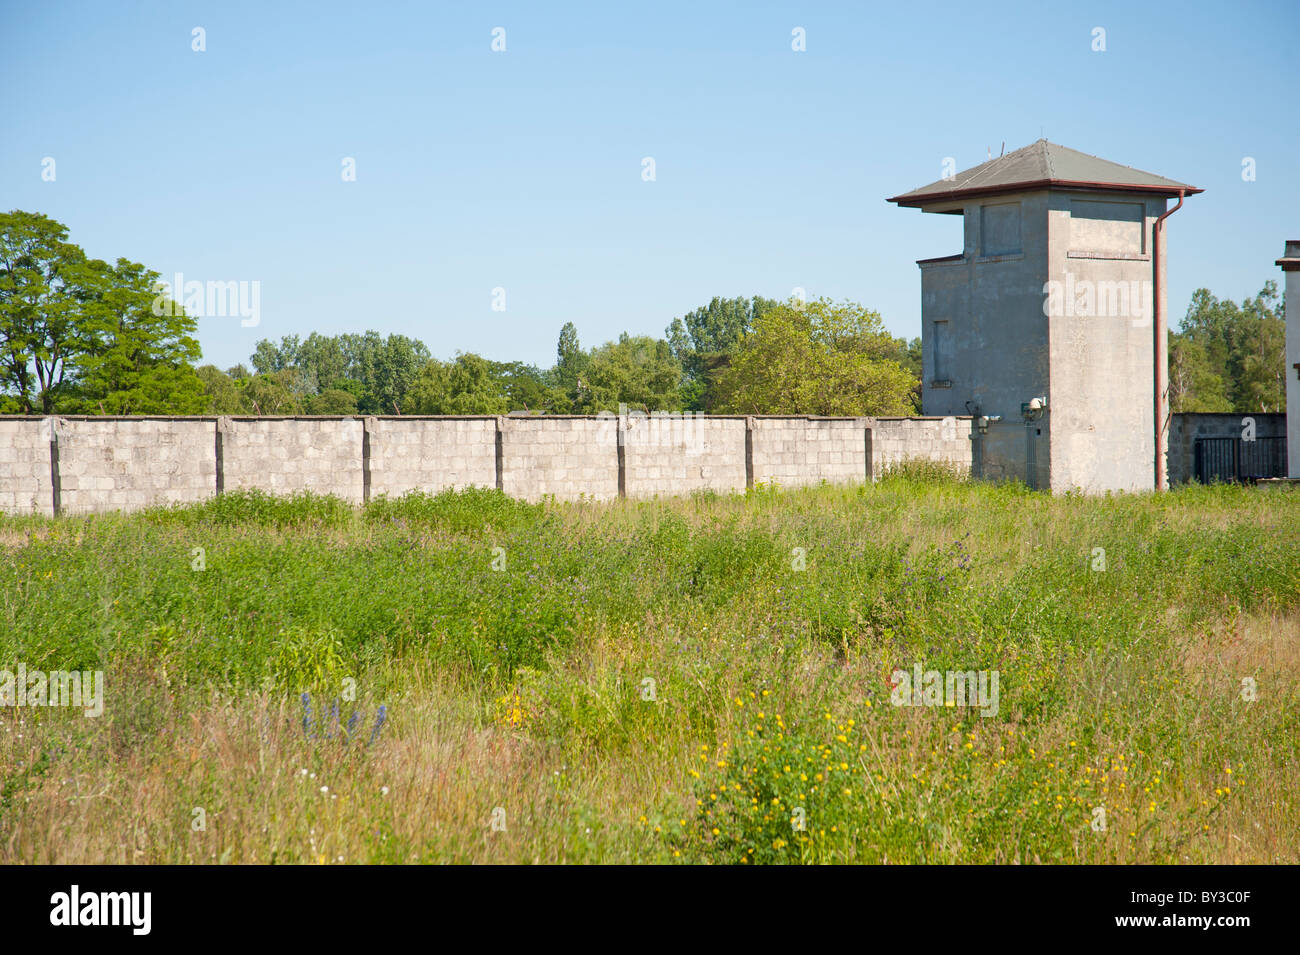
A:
[{"xmin": 1152, "ymin": 189, "xmax": 1185, "ymax": 491}]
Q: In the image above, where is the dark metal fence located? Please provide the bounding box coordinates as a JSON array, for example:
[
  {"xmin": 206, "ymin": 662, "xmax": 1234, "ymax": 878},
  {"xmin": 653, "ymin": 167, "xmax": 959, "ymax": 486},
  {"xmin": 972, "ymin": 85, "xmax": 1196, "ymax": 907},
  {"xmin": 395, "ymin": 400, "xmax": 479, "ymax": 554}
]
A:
[{"xmin": 1193, "ymin": 436, "xmax": 1288, "ymax": 484}]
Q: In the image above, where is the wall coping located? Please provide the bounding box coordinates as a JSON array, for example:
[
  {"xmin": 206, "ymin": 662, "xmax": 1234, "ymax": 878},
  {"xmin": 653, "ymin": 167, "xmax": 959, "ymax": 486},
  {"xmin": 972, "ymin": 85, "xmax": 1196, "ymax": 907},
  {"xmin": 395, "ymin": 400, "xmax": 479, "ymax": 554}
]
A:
[{"xmin": 0, "ymin": 413, "xmax": 977, "ymax": 423}]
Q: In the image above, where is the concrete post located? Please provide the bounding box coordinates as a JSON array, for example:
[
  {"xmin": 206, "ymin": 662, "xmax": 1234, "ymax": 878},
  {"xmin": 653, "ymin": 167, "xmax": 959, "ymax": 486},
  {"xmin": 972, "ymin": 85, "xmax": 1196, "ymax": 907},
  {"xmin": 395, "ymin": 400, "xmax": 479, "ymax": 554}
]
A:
[
  {"xmin": 215, "ymin": 416, "xmax": 232, "ymax": 494},
  {"xmin": 616, "ymin": 410, "xmax": 627, "ymax": 498},
  {"xmin": 856, "ymin": 417, "xmax": 873, "ymax": 482},
  {"xmin": 362, "ymin": 416, "xmax": 377, "ymax": 503},
  {"xmin": 494, "ymin": 416, "xmax": 505, "ymax": 492},
  {"xmin": 47, "ymin": 417, "xmax": 62, "ymax": 516},
  {"xmin": 744, "ymin": 416, "xmax": 755, "ymax": 489}
]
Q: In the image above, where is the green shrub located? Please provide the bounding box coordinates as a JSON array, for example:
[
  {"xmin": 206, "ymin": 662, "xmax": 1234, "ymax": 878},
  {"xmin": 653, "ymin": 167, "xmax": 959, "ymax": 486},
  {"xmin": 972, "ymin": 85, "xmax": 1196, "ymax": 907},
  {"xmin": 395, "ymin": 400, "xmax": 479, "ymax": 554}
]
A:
[{"xmin": 364, "ymin": 487, "xmax": 541, "ymax": 534}]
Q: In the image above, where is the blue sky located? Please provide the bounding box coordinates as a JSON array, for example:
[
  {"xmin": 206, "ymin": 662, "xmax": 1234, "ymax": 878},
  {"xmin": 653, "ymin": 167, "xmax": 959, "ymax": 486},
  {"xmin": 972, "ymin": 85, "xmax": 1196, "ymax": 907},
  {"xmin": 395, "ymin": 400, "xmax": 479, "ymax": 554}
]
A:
[{"xmin": 3, "ymin": 0, "xmax": 1296, "ymax": 372}]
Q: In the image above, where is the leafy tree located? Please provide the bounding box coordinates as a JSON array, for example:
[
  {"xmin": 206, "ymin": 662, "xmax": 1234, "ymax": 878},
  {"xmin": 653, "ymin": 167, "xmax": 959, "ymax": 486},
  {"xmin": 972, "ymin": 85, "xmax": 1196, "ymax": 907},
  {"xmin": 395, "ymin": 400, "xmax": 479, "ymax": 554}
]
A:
[
  {"xmin": 67, "ymin": 258, "xmax": 205, "ymax": 413},
  {"xmin": 250, "ymin": 336, "xmax": 298, "ymax": 376},
  {"xmin": 1172, "ymin": 282, "xmax": 1286, "ymax": 412},
  {"xmin": 1169, "ymin": 336, "xmax": 1230, "ymax": 413},
  {"xmin": 580, "ymin": 333, "xmax": 683, "ymax": 412},
  {"xmin": 0, "ymin": 211, "xmax": 203, "ymax": 414},
  {"xmin": 407, "ymin": 354, "xmax": 509, "ymax": 414},
  {"xmin": 197, "ymin": 364, "xmax": 248, "ymax": 414},
  {"xmin": 0, "ymin": 211, "xmax": 100, "ymax": 412},
  {"xmin": 303, "ymin": 387, "xmax": 359, "ymax": 415},
  {"xmin": 666, "ymin": 295, "xmax": 778, "ymax": 411},
  {"xmin": 241, "ymin": 370, "xmax": 303, "ymax": 415},
  {"xmin": 713, "ymin": 298, "xmax": 915, "ymax": 416},
  {"xmin": 339, "ymin": 331, "xmax": 430, "ymax": 413},
  {"xmin": 495, "ymin": 360, "xmax": 564, "ymax": 412}
]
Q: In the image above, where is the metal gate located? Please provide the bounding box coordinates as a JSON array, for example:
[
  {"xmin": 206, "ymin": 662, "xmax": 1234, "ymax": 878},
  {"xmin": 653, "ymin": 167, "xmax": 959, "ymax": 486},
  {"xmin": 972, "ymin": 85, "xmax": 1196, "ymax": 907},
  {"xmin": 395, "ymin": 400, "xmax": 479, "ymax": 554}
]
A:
[{"xmin": 1193, "ymin": 436, "xmax": 1287, "ymax": 484}]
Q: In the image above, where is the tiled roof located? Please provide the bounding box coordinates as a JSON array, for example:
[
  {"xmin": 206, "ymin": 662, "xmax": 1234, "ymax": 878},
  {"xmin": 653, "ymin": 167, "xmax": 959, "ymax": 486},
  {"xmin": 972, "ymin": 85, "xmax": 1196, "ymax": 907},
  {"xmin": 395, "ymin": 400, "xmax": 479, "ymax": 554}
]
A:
[{"xmin": 888, "ymin": 140, "xmax": 1201, "ymax": 207}]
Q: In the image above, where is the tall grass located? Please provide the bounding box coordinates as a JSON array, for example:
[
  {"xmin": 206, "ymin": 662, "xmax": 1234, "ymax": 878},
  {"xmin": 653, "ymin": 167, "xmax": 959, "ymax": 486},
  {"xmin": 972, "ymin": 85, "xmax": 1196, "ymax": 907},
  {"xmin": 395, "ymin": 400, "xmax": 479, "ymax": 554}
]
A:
[{"xmin": 1, "ymin": 478, "xmax": 1296, "ymax": 863}]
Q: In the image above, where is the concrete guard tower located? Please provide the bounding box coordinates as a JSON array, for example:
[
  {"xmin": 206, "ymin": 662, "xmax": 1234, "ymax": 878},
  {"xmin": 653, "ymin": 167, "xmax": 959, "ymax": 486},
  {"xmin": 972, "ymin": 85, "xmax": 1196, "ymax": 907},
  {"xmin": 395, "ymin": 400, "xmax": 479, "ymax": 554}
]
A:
[
  {"xmin": 1278, "ymin": 240, "xmax": 1300, "ymax": 478},
  {"xmin": 888, "ymin": 140, "xmax": 1201, "ymax": 492}
]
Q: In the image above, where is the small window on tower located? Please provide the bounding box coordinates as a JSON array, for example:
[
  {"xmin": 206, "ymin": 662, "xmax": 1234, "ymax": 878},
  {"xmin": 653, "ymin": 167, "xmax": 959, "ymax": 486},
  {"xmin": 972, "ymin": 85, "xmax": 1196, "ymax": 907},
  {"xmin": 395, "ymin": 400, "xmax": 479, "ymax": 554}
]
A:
[
  {"xmin": 981, "ymin": 203, "xmax": 1022, "ymax": 257},
  {"xmin": 931, "ymin": 320, "xmax": 951, "ymax": 387}
]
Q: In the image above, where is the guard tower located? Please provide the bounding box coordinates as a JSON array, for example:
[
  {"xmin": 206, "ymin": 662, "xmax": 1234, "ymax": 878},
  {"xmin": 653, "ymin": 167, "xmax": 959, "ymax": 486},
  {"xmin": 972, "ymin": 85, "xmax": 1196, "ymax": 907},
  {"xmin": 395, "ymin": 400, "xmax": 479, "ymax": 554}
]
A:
[{"xmin": 888, "ymin": 140, "xmax": 1200, "ymax": 492}]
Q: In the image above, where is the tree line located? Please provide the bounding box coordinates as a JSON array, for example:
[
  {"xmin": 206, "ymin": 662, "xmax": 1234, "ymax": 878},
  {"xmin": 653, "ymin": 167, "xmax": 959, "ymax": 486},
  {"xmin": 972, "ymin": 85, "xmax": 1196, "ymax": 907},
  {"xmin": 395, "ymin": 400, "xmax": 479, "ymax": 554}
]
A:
[
  {"xmin": 1169, "ymin": 282, "xmax": 1287, "ymax": 413},
  {"xmin": 0, "ymin": 210, "xmax": 1285, "ymax": 417}
]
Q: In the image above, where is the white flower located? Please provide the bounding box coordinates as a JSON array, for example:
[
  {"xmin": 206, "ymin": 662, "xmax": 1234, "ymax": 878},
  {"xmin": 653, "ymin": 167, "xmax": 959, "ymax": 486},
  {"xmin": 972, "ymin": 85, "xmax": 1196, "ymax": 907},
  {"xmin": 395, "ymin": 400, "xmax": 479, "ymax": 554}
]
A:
[
  {"xmin": 320, "ymin": 785, "xmax": 329, "ymax": 794},
  {"xmin": 381, "ymin": 786, "xmax": 390, "ymax": 796}
]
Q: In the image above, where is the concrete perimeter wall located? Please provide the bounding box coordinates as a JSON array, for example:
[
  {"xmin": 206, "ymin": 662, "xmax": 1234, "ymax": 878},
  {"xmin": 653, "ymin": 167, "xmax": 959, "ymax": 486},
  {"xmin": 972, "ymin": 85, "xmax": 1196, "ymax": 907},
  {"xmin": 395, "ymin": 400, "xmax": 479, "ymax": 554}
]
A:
[
  {"xmin": 624, "ymin": 414, "xmax": 747, "ymax": 497},
  {"xmin": 0, "ymin": 413, "xmax": 984, "ymax": 516},
  {"xmin": 368, "ymin": 417, "xmax": 496, "ymax": 498},
  {"xmin": 221, "ymin": 417, "xmax": 364, "ymax": 504},
  {"xmin": 0, "ymin": 418, "xmax": 56, "ymax": 517},
  {"xmin": 1168, "ymin": 413, "xmax": 1287, "ymax": 485},
  {"xmin": 750, "ymin": 417, "xmax": 868, "ymax": 488},
  {"xmin": 872, "ymin": 417, "xmax": 974, "ymax": 475},
  {"xmin": 60, "ymin": 418, "xmax": 217, "ymax": 515}
]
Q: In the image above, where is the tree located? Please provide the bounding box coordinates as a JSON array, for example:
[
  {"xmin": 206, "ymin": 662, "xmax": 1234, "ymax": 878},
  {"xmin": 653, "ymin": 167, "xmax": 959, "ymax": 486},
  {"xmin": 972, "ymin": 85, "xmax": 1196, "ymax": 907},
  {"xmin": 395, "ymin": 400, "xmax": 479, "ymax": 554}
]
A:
[
  {"xmin": 196, "ymin": 365, "xmax": 247, "ymax": 414},
  {"xmin": 1168, "ymin": 336, "xmax": 1230, "ymax": 413},
  {"xmin": 339, "ymin": 331, "xmax": 430, "ymax": 413},
  {"xmin": 67, "ymin": 258, "xmax": 205, "ymax": 413},
  {"xmin": 666, "ymin": 295, "xmax": 778, "ymax": 411},
  {"xmin": 0, "ymin": 211, "xmax": 100, "ymax": 412},
  {"xmin": 712, "ymin": 298, "xmax": 916, "ymax": 415},
  {"xmin": 240, "ymin": 369, "xmax": 303, "ymax": 415},
  {"xmin": 0, "ymin": 211, "xmax": 205, "ymax": 414},
  {"xmin": 303, "ymin": 387, "xmax": 359, "ymax": 415},
  {"xmin": 580, "ymin": 333, "xmax": 683, "ymax": 412},
  {"xmin": 1172, "ymin": 281, "xmax": 1286, "ymax": 412},
  {"xmin": 407, "ymin": 354, "xmax": 509, "ymax": 414}
]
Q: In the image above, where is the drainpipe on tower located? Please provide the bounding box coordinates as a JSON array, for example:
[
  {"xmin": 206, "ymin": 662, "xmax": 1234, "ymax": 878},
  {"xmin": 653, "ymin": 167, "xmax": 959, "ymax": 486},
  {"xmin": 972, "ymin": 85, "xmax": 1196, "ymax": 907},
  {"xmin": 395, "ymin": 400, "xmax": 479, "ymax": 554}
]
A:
[{"xmin": 1152, "ymin": 189, "xmax": 1185, "ymax": 491}]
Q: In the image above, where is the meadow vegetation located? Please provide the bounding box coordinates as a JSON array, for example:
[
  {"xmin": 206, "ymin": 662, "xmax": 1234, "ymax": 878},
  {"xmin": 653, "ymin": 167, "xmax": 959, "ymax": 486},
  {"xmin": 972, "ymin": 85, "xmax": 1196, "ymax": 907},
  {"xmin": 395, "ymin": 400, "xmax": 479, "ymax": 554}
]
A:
[{"xmin": 1, "ymin": 473, "xmax": 1296, "ymax": 863}]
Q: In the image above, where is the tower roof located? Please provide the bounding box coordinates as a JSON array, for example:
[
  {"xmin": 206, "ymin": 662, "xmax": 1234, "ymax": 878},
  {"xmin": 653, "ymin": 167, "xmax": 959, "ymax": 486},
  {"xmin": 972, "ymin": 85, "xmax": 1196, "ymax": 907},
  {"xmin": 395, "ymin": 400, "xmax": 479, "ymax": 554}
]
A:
[{"xmin": 887, "ymin": 139, "xmax": 1202, "ymax": 208}]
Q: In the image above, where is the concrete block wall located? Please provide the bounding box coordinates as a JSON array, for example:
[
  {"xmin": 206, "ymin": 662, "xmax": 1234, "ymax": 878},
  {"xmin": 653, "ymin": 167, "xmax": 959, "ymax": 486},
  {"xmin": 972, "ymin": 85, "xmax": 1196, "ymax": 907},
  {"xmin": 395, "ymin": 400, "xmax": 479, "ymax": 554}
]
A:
[
  {"xmin": 873, "ymin": 417, "xmax": 973, "ymax": 475},
  {"xmin": 368, "ymin": 417, "xmax": 496, "ymax": 497},
  {"xmin": 58, "ymin": 418, "xmax": 216, "ymax": 514},
  {"xmin": 500, "ymin": 416, "xmax": 619, "ymax": 502},
  {"xmin": 0, "ymin": 418, "xmax": 54, "ymax": 516},
  {"xmin": 0, "ymin": 411, "xmax": 1119, "ymax": 516},
  {"xmin": 751, "ymin": 417, "xmax": 868, "ymax": 488},
  {"xmin": 222, "ymin": 417, "xmax": 365, "ymax": 504},
  {"xmin": 624, "ymin": 414, "xmax": 747, "ymax": 497},
  {"xmin": 1168, "ymin": 412, "xmax": 1286, "ymax": 485}
]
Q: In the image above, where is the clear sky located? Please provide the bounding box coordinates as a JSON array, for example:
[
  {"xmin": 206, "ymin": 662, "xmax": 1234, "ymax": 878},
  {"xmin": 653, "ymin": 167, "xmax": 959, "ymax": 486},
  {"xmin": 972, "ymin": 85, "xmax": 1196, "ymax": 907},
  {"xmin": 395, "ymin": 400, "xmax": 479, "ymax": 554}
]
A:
[{"xmin": 3, "ymin": 0, "xmax": 1296, "ymax": 372}]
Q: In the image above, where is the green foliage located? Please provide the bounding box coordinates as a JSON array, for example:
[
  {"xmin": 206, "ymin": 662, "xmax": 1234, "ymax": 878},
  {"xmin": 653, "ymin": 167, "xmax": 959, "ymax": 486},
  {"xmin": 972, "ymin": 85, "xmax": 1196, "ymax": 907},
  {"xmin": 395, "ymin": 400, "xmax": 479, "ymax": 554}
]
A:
[
  {"xmin": 0, "ymin": 210, "xmax": 203, "ymax": 414},
  {"xmin": 142, "ymin": 488, "xmax": 354, "ymax": 529},
  {"xmin": 666, "ymin": 295, "xmax": 778, "ymax": 411},
  {"xmin": 250, "ymin": 331, "xmax": 431, "ymax": 415},
  {"xmin": 713, "ymin": 297, "xmax": 917, "ymax": 415},
  {"xmin": 364, "ymin": 487, "xmax": 541, "ymax": 533},
  {"xmin": 3, "ymin": 480, "xmax": 1299, "ymax": 862},
  {"xmin": 66, "ymin": 258, "xmax": 206, "ymax": 413},
  {"xmin": 578, "ymin": 333, "xmax": 684, "ymax": 412},
  {"xmin": 406, "ymin": 354, "xmax": 508, "ymax": 414},
  {"xmin": 1171, "ymin": 282, "xmax": 1286, "ymax": 412}
]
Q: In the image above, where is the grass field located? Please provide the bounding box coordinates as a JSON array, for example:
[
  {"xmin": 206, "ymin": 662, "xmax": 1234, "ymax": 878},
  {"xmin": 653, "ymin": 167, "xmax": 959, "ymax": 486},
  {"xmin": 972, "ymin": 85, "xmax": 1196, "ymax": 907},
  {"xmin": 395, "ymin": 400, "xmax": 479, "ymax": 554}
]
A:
[{"xmin": 1, "ymin": 469, "xmax": 1297, "ymax": 864}]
